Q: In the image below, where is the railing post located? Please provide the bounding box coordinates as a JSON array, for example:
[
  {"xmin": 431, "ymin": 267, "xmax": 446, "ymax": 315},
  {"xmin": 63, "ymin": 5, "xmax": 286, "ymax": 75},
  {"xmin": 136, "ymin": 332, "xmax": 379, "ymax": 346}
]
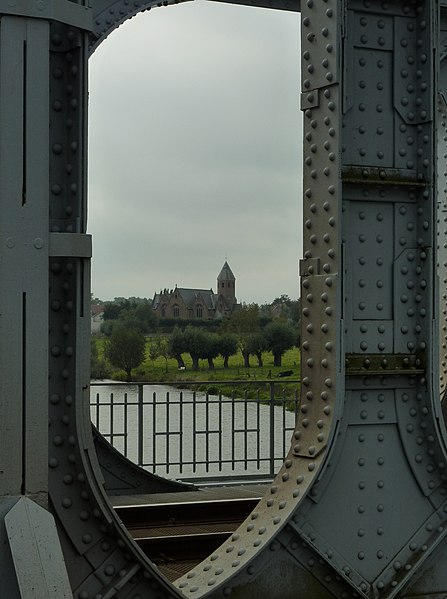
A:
[
  {"xmin": 123, "ymin": 392, "xmax": 128, "ymax": 458},
  {"xmin": 137, "ymin": 384, "xmax": 144, "ymax": 467},
  {"xmin": 95, "ymin": 393, "xmax": 100, "ymax": 430},
  {"xmin": 269, "ymin": 381, "xmax": 275, "ymax": 478}
]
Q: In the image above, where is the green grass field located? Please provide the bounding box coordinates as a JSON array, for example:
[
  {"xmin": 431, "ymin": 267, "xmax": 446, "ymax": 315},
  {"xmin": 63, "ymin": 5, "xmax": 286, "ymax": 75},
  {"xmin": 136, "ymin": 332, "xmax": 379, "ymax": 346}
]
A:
[{"xmin": 92, "ymin": 338, "xmax": 301, "ymax": 402}]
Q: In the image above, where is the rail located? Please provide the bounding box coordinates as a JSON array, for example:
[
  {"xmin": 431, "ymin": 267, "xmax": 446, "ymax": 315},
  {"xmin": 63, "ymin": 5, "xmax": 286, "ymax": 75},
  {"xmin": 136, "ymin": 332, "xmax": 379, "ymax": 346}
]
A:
[{"xmin": 90, "ymin": 380, "xmax": 300, "ymax": 483}]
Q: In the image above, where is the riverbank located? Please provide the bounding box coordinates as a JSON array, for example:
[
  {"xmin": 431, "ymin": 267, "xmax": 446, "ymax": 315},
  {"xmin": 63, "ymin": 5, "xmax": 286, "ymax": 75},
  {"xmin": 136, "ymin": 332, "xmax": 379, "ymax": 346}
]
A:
[{"xmin": 92, "ymin": 345, "xmax": 301, "ymax": 402}]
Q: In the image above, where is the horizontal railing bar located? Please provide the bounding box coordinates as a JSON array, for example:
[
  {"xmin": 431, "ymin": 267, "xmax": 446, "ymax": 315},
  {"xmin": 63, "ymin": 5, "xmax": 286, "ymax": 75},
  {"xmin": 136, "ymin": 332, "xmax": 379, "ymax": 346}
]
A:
[
  {"xmin": 90, "ymin": 399, "xmax": 287, "ymax": 405},
  {"xmin": 142, "ymin": 459, "xmax": 277, "ymax": 466},
  {"xmin": 91, "ymin": 379, "xmax": 300, "ymax": 386},
  {"xmin": 91, "ymin": 401, "xmax": 297, "ymax": 408}
]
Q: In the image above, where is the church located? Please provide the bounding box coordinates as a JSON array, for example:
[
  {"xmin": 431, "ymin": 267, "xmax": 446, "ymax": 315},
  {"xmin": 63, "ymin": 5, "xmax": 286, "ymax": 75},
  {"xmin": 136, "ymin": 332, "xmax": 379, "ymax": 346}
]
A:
[{"xmin": 152, "ymin": 262, "xmax": 239, "ymax": 320}]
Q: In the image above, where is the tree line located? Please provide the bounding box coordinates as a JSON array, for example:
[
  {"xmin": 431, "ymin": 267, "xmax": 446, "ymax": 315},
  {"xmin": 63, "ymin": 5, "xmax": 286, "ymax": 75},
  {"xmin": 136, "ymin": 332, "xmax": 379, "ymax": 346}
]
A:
[
  {"xmin": 99, "ymin": 298, "xmax": 157, "ymax": 337},
  {"xmin": 93, "ymin": 294, "xmax": 300, "ymax": 337},
  {"xmin": 91, "ymin": 299, "xmax": 300, "ymax": 381}
]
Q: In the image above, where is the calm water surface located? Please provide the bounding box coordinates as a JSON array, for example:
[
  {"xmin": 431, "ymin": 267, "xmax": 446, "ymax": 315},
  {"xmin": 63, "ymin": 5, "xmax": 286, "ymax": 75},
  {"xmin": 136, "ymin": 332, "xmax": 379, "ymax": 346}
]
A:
[{"xmin": 90, "ymin": 382, "xmax": 298, "ymax": 481}]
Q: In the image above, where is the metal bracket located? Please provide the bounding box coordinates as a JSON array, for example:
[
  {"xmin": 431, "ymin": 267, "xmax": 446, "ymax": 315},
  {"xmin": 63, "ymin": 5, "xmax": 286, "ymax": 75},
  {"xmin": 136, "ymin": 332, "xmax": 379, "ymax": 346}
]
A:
[
  {"xmin": 345, "ymin": 353, "xmax": 425, "ymax": 376},
  {"xmin": 342, "ymin": 165, "xmax": 427, "ymax": 187},
  {"xmin": 0, "ymin": 0, "xmax": 93, "ymax": 31},
  {"xmin": 49, "ymin": 233, "xmax": 92, "ymax": 258},
  {"xmin": 300, "ymin": 89, "xmax": 320, "ymax": 110}
]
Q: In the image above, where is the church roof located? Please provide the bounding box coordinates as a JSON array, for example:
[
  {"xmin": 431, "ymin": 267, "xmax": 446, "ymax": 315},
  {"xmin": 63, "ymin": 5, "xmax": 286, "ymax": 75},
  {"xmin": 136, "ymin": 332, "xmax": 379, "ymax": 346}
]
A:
[
  {"xmin": 217, "ymin": 261, "xmax": 235, "ymax": 281},
  {"xmin": 153, "ymin": 288, "xmax": 218, "ymax": 310},
  {"xmin": 175, "ymin": 288, "xmax": 217, "ymax": 310}
]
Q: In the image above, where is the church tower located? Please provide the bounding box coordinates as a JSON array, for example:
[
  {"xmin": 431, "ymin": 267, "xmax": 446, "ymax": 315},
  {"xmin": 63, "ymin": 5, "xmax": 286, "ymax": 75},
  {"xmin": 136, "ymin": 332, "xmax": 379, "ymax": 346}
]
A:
[{"xmin": 217, "ymin": 261, "xmax": 236, "ymax": 306}]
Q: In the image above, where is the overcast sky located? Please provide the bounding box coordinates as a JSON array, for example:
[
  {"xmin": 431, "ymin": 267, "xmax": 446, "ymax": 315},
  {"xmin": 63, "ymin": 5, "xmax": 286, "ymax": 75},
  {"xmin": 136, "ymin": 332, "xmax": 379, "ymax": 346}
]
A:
[{"xmin": 87, "ymin": 0, "xmax": 303, "ymax": 305}]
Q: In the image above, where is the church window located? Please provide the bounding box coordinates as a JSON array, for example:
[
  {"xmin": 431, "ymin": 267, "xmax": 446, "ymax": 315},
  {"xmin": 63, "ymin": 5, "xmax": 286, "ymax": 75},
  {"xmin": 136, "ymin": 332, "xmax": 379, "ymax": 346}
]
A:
[
  {"xmin": 161, "ymin": 304, "xmax": 166, "ymax": 317},
  {"xmin": 221, "ymin": 282, "xmax": 225, "ymax": 288},
  {"xmin": 196, "ymin": 305, "xmax": 203, "ymax": 318},
  {"xmin": 173, "ymin": 304, "xmax": 180, "ymax": 318},
  {"xmin": 227, "ymin": 282, "xmax": 230, "ymax": 287}
]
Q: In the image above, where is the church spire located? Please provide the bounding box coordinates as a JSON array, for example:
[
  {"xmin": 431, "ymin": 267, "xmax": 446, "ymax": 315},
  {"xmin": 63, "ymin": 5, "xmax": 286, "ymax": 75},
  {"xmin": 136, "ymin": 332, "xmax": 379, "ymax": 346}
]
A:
[{"xmin": 217, "ymin": 261, "xmax": 236, "ymax": 305}]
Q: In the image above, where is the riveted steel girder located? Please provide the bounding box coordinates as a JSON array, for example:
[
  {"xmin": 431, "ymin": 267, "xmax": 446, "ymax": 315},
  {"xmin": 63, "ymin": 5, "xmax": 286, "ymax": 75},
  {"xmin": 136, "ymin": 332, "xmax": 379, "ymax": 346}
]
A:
[
  {"xmin": 89, "ymin": 0, "xmax": 300, "ymax": 54},
  {"xmin": 1, "ymin": 0, "xmax": 447, "ymax": 598}
]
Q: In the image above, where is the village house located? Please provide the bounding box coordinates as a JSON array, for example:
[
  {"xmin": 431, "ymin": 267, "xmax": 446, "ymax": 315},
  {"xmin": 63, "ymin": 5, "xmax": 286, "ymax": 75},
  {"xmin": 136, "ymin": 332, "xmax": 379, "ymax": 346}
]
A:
[
  {"xmin": 91, "ymin": 304, "xmax": 105, "ymax": 334},
  {"xmin": 152, "ymin": 262, "xmax": 239, "ymax": 320}
]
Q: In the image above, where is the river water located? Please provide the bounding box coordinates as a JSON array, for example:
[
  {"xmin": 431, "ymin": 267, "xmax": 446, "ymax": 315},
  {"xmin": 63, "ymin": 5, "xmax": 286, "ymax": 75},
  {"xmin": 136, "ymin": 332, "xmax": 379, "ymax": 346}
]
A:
[{"xmin": 90, "ymin": 382, "xmax": 298, "ymax": 481}]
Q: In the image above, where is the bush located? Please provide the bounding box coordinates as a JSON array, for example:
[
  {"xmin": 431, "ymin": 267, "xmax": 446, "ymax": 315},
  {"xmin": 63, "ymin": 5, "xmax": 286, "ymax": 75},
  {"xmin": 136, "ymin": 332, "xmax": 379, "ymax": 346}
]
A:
[{"xmin": 91, "ymin": 338, "xmax": 111, "ymax": 379}]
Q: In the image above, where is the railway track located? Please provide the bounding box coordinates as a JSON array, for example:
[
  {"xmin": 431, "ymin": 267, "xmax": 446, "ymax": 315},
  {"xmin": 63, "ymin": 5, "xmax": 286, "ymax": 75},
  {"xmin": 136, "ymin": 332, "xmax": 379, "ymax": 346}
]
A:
[{"xmin": 113, "ymin": 486, "xmax": 266, "ymax": 581}]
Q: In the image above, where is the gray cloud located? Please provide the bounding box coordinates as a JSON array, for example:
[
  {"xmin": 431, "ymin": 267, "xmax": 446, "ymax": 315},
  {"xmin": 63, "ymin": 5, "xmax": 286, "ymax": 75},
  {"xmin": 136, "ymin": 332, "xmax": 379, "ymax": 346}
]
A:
[{"xmin": 88, "ymin": 0, "xmax": 302, "ymax": 304}]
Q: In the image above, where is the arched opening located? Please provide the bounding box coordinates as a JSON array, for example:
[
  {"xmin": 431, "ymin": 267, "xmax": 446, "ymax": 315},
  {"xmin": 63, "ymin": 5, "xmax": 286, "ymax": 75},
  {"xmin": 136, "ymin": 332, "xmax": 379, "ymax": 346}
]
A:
[{"xmin": 87, "ymin": 0, "xmax": 303, "ymax": 588}]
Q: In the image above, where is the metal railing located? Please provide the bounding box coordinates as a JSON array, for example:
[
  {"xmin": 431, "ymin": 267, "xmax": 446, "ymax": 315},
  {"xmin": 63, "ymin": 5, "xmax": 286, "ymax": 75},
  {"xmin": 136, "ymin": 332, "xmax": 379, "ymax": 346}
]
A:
[{"xmin": 90, "ymin": 380, "xmax": 300, "ymax": 483}]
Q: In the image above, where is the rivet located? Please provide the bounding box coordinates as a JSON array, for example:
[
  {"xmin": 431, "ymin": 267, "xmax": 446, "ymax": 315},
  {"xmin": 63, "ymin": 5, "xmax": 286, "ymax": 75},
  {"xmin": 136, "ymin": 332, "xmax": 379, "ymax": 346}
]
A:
[{"xmin": 105, "ymin": 565, "xmax": 115, "ymax": 576}]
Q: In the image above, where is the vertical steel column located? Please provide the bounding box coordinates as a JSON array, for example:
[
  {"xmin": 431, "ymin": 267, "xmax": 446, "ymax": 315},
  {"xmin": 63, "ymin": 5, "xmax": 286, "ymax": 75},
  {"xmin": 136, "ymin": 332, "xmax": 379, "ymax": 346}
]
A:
[
  {"xmin": 0, "ymin": 6, "xmax": 83, "ymax": 598},
  {"xmin": 0, "ymin": 15, "xmax": 49, "ymax": 503},
  {"xmin": 281, "ymin": 1, "xmax": 447, "ymax": 598}
]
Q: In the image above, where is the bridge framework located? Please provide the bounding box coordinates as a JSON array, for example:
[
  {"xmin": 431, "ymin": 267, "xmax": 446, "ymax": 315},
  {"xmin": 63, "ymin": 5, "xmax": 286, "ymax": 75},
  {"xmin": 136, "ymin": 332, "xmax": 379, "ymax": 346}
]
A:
[{"xmin": 1, "ymin": 0, "xmax": 447, "ymax": 597}]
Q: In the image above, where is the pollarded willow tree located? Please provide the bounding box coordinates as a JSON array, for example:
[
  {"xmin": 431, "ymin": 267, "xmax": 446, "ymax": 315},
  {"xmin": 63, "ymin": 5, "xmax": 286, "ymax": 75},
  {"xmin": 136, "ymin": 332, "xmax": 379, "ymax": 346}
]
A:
[{"xmin": 263, "ymin": 320, "xmax": 296, "ymax": 367}]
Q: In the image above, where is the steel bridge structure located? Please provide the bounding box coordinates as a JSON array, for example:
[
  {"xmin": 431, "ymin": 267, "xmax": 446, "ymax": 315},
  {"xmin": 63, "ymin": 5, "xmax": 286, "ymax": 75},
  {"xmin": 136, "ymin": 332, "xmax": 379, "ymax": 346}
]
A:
[{"xmin": 1, "ymin": 0, "xmax": 447, "ymax": 597}]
